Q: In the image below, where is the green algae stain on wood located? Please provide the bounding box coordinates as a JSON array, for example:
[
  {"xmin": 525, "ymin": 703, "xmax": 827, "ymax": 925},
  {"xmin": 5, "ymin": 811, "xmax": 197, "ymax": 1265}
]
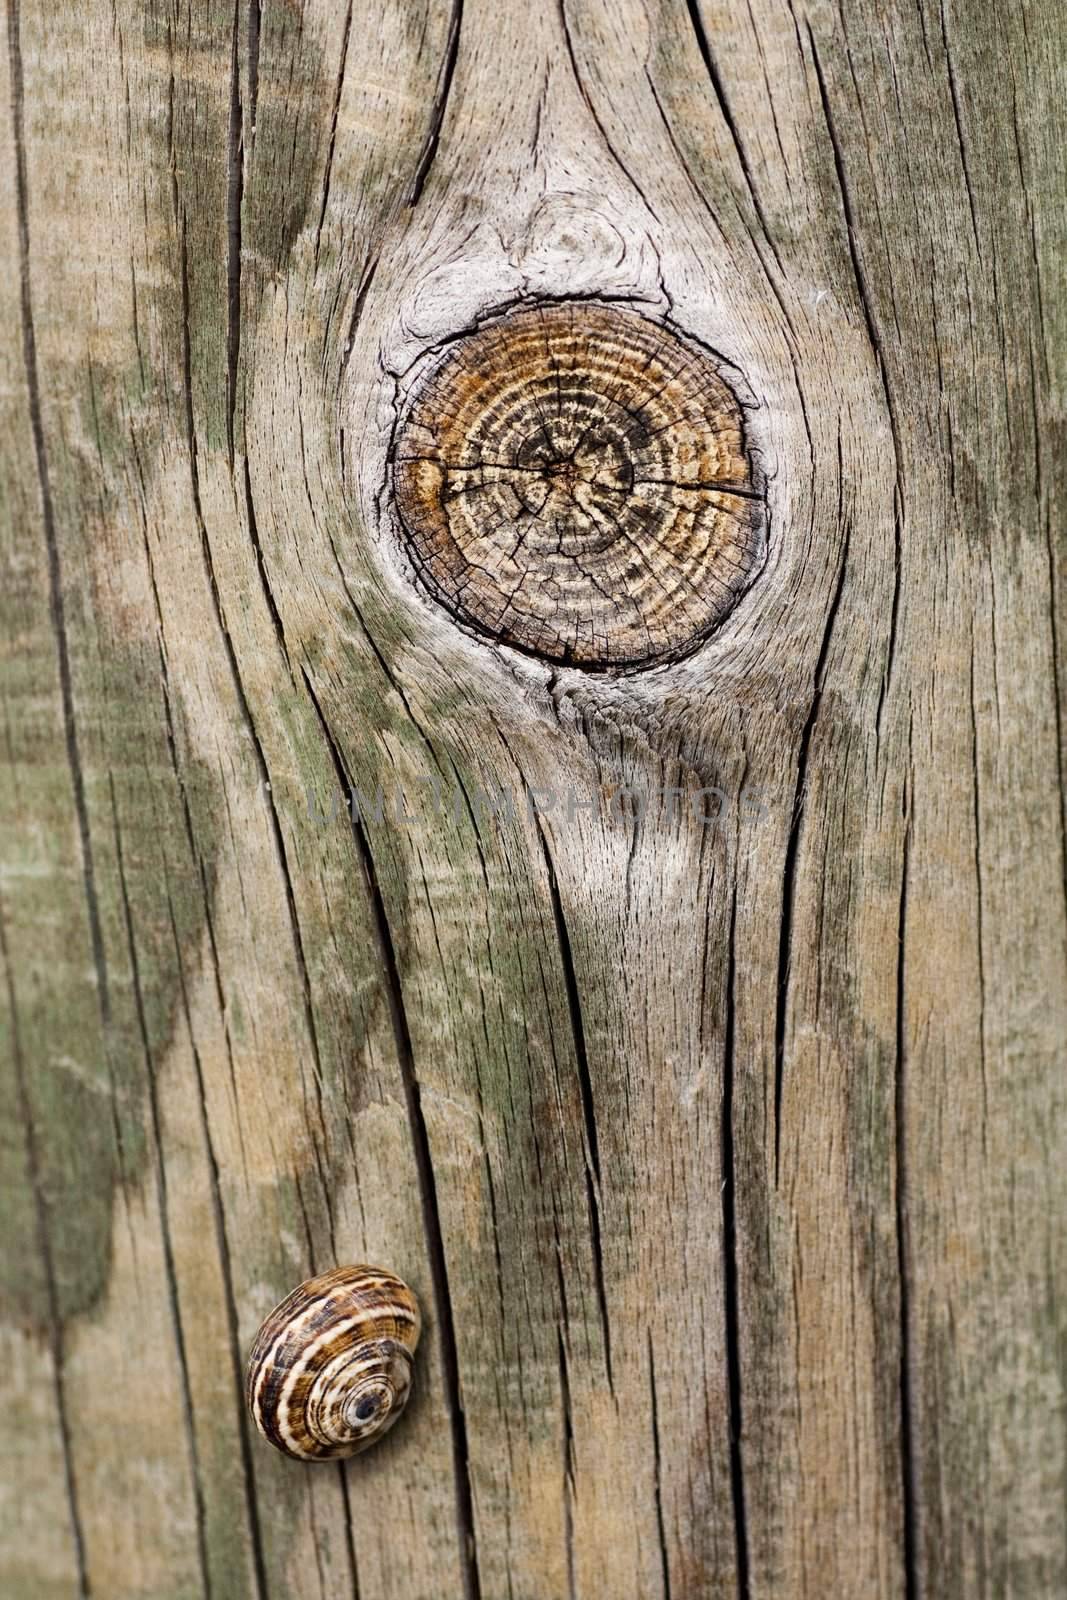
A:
[{"xmin": 0, "ymin": 637, "xmax": 225, "ymax": 1326}]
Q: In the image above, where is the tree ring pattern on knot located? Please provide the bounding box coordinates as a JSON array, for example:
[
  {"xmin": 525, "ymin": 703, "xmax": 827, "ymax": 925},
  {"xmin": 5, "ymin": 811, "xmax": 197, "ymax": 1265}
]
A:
[{"xmin": 391, "ymin": 301, "xmax": 765, "ymax": 669}]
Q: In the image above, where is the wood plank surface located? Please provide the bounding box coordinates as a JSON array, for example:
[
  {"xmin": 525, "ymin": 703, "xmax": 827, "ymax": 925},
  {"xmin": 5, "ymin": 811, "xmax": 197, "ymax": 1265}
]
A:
[{"xmin": 1, "ymin": 1, "xmax": 1064, "ymax": 1596}]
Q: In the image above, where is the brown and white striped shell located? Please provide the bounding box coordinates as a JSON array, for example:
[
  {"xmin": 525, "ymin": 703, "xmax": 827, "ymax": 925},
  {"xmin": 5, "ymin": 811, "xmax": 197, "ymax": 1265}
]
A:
[{"xmin": 245, "ymin": 1265, "xmax": 421, "ymax": 1461}]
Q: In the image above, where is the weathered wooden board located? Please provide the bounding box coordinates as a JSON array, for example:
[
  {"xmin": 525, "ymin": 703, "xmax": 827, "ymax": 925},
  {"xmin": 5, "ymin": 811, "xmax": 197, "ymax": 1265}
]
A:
[{"xmin": 1, "ymin": 1, "xmax": 1064, "ymax": 1596}]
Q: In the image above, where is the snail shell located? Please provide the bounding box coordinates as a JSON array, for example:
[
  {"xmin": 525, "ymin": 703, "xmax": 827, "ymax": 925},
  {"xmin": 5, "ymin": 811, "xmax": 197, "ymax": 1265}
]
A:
[{"xmin": 245, "ymin": 1265, "xmax": 421, "ymax": 1461}]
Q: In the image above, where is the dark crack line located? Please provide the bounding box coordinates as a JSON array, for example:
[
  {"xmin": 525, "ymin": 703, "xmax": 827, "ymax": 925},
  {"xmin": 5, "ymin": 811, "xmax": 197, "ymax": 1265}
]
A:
[
  {"xmin": 336, "ymin": 1464, "xmax": 362, "ymax": 1600},
  {"xmin": 722, "ymin": 885, "xmax": 751, "ymax": 1599},
  {"xmin": 895, "ymin": 777, "xmax": 920, "ymax": 1600},
  {"xmin": 340, "ymin": 251, "xmax": 380, "ymax": 383},
  {"xmin": 647, "ymin": 1331, "xmax": 672, "ymax": 1600},
  {"xmin": 300, "ymin": 669, "xmax": 481, "ymax": 1600},
  {"xmin": 226, "ymin": 0, "xmax": 245, "ymax": 467},
  {"xmin": 408, "ymin": 0, "xmax": 462, "ymax": 207},
  {"xmin": 403, "ymin": 453, "xmax": 763, "ymax": 508},
  {"xmin": 636, "ymin": 476, "xmax": 763, "ymax": 501},
  {"xmin": 938, "ymin": 0, "xmax": 981, "ymax": 261},
  {"xmin": 683, "ymin": 0, "xmax": 785, "ymax": 274},
  {"xmin": 557, "ymin": 1327, "xmax": 577, "ymax": 1600},
  {"xmin": 242, "ymin": 456, "xmax": 290, "ymax": 668},
  {"xmin": 808, "ymin": 25, "xmax": 906, "ymax": 741},
  {"xmin": 801, "ymin": 44, "xmax": 907, "ymax": 740},
  {"xmin": 247, "ymin": 0, "xmax": 260, "ymax": 138},
  {"xmin": 968, "ymin": 625, "xmax": 990, "ymax": 1160},
  {"xmin": 774, "ymin": 513, "xmax": 851, "ymax": 1184},
  {"xmin": 1043, "ymin": 504, "xmax": 1067, "ymax": 926},
  {"xmin": 315, "ymin": 0, "xmax": 353, "ymax": 265},
  {"xmin": 532, "ymin": 813, "xmax": 614, "ymax": 1394}
]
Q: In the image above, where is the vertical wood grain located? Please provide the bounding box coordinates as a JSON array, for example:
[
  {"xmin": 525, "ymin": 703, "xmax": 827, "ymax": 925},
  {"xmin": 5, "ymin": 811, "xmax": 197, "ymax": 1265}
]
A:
[{"xmin": 1, "ymin": 1, "xmax": 1064, "ymax": 1597}]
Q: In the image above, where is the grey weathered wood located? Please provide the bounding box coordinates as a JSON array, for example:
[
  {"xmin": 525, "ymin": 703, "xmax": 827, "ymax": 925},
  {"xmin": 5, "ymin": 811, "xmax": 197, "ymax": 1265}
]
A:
[{"xmin": 1, "ymin": 1, "xmax": 1064, "ymax": 1596}]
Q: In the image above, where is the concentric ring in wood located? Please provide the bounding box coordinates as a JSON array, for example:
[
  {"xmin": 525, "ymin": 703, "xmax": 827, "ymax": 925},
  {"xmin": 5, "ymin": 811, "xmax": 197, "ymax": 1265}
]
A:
[{"xmin": 391, "ymin": 302, "xmax": 765, "ymax": 669}]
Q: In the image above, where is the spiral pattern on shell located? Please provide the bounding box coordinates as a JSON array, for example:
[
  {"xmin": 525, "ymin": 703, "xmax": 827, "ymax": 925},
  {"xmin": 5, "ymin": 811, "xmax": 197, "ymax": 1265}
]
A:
[
  {"xmin": 392, "ymin": 301, "xmax": 765, "ymax": 669},
  {"xmin": 245, "ymin": 1266, "xmax": 421, "ymax": 1462}
]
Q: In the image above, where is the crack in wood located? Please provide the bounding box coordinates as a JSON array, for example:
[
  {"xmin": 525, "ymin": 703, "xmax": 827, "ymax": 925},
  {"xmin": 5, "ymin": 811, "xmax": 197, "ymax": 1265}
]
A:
[
  {"xmin": 895, "ymin": 780, "xmax": 919, "ymax": 1600},
  {"xmin": 721, "ymin": 886, "xmax": 751, "ymax": 1600},
  {"xmin": 773, "ymin": 509, "xmax": 851, "ymax": 1185},
  {"xmin": 226, "ymin": 0, "xmax": 245, "ymax": 469},
  {"xmin": 534, "ymin": 812, "xmax": 614, "ymax": 1394},
  {"xmin": 408, "ymin": 0, "xmax": 463, "ymax": 207}
]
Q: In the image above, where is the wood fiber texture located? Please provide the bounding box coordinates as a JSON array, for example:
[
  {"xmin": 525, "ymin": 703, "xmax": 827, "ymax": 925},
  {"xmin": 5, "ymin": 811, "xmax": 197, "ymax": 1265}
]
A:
[{"xmin": 1, "ymin": 0, "xmax": 1065, "ymax": 1598}]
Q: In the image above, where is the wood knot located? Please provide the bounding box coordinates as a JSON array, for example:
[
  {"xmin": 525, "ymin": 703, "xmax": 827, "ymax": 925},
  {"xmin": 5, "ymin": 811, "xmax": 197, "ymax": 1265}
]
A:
[{"xmin": 392, "ymin": 301, "xmax": 765, "ymax": 669}]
